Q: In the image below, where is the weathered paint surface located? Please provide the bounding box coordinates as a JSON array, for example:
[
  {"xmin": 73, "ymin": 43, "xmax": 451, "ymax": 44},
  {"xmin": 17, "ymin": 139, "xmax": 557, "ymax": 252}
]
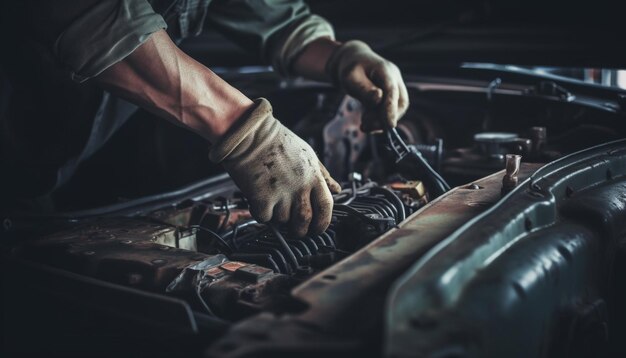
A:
[
  {"xmin": 386, "ymin": 139, "xmax": 626, "ymax": 357},
  {"xmin": 291, "ymin": 164, "xmax": 542, "ymax": 329}
]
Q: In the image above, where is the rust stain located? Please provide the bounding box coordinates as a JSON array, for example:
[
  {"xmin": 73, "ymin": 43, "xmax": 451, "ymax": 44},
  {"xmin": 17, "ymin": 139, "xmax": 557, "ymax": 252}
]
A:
[{"xmin": 220, "ymin": 261, "xmax": 248, "ymax": 272}]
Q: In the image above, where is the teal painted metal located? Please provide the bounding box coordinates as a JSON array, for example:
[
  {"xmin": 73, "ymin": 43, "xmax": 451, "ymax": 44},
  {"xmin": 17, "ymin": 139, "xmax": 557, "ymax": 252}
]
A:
[{"xmin": 385, "ymin": 139, "xmax": 626, "ymax": 357}]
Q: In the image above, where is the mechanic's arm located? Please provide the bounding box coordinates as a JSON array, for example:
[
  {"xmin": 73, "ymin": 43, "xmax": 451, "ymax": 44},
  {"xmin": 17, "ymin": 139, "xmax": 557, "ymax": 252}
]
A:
[
  {"xmin": 201, "ymin": 0, "xmax": 407, "ymax": 132},
  {"xmin": 95, "ymin": 30, "xmax": 250, "ymax": 143},
  {"xmin": 292, "ymin": 37, "xmax": 410, "ymax": 132},
  {"xmin": 96, "ymin": 30, "xmax": 340, "ymax": 236}
]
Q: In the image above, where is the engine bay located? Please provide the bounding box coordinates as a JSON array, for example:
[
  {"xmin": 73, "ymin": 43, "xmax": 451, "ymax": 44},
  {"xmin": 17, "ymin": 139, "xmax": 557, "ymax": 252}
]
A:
[
  {"xmin": 4, "ymin": 69, "xmax": 626, "ymax": 357},
  {"xmin": 11, "ymin": 93, "xmax": 435, "ymax": 321},
  {"xmin": 15, "ymin": 177, "xmax": 417, "ymax": 319}
]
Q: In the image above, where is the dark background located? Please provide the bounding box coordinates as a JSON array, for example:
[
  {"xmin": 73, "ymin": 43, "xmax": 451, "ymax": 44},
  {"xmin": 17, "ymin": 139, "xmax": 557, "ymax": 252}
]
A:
[{"xmin": 186, "ymin": 0, "xmax": 626, "ymax": 68}]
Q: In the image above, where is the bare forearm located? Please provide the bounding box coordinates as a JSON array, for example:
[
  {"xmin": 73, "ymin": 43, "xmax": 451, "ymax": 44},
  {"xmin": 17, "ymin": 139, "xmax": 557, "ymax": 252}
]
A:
[
  {"xmin": 291, "ymin": 37, "xmax": 341, "ymax": 82},
  {"xmin": 95, "ymin": 30, "xmax": 253, "ymax": 143}
]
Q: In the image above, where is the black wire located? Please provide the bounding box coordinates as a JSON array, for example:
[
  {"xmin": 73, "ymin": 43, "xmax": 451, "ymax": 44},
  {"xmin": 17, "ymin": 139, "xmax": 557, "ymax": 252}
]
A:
[
  {"xmin": 195, "ymin": 285, "xmax": 216, "ymax": 316},
  {"xmin": 371, "ymin": 186, "xmax": 406, "ymax": 222},
  {"xmin": 216, "ymin": 199, "xmax": 231, "ymax": 234},
  {"xmin": 333, "ymin": 204, "xmax": 389, "ymax": 223},
  {"xmin": 189, "ymin": 225, "xmax": 232, "ymax": 254},
  {"xmin": 268, "ymin": 224, "xmax": 300, "ymax": 272},
  {"xmin": 231, "ymin": 224, "xmax": 239, "ymax": 243},
  {"xmin": 409, "ymin": 148, "xmax": 450, "ymax": 196},
  {"xmin": 387, "ymin": 128, "xmax": 450, "ymax": 198},
  {"xmin": 320, "ymin": 232, "xmax": 336, "ymax": 249},
  {"xmin": 143, "ymin": 209, "xmax": 240, "ymax": 253},
  {"xmin": 343, "ymin": 180, "xmax": 359, "ymax": 205},
  {"xmin": 333, "ymin": 180, "xmax": 377, "ymax": 203},
  {"xmin": 222, "ymin": 220, "xmax": 258, "ymax": 243}
]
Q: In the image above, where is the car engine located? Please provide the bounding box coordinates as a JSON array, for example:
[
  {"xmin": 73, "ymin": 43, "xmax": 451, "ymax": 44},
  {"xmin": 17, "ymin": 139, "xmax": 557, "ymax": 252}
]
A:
[
  {"xmin": 15, "ymin": 176, "xmax": 416, "ymax": 318},
  {"xmin": 4, "ymin": 71, "xmax": 626, "ymax": 357},
  {"xmin": 11, "ymin": 96, "xmax": 432, "ymax": 321}
]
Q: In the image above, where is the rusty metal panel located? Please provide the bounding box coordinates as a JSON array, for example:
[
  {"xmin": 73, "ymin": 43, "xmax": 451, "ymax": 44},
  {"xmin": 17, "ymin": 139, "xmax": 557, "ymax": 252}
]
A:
[
  {"xmin": 14, "ymin": 217, "xmax": 296, "ymax": 321},
  {"xmin": 14, "ymin": 218, "xmax": 210, "ymax": 291},
  {"xmin": 291, "ymin": 163, "xmax": 541, "ymax": 328}
]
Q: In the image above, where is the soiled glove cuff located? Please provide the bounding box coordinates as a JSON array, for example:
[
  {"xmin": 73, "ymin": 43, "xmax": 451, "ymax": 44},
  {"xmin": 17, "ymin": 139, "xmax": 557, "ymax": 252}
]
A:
[
  {"xmin": 325, "ymin": 40, "xmax": 374, "ymax": 85},
  {"xmin": 209, "ymin": 98, "xmax": 273, "ymax": 163}
]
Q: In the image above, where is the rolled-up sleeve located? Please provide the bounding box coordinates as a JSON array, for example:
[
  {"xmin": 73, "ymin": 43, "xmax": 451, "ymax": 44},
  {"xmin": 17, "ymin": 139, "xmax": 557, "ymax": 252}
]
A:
[
  {"xmin": 268, "ymin": 14, "xmax": 334, "ymax": 77},
  {"xmin": 205, "ymin": 0, "xmax": 334, "ymax": 77},
  {"xmin": 54, "ymin": 0, "xmax": 167, "ymax": 82}
]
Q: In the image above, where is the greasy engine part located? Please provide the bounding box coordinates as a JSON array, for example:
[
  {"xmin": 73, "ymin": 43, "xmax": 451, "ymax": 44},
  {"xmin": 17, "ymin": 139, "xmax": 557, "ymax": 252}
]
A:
[
  {"xmin": 332, "ymin": 181, "xmax": 408, "ymax": 249},
  {"xmin": 201, "ymin": 179, "xmax": 412, "ymax": 275},
  {"xmin": 205, "ymin": 163, "xmax": 543, "ymax": 357},
  {"xmin": 13, "ymin": 218, "xmax": 297, "ymax": 320},
  {"xmin": 322, "ymin": 94, "xmax": 443, "ymax": 182},
  {"xmin": 323, "ymin": 96, "xmax": 368, "ymax": 181},
  {"xmin": 226, "ymin": 224, "xmax": 339, "ymax": 275},
  {"xmin": 12, "ymin": 179, "xmax": 415, "ymax": 321},
  {"xmin": 166, "ymin": 255, "xmax": 296, "ymax": 319},
  {"xmin": 443, "ymin": 128, "xmax": 561, "ymax": 185},
  {"xmin": 443, "ymin": 131, "xmax": 532, "ymax": 182},
  {"xmin": 385, "ymin": 127, "xmax": 451, "ymax": 198}
]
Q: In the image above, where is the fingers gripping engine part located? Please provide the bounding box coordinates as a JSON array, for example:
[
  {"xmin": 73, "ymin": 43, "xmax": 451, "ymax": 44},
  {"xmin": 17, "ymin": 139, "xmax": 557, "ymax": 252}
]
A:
[
  {"xmin": 224, "ymin": 180, "xmax": 411, "ymax": 274},
  {"xmin": 321, "ymin": 94, "xmax": 444, "ymax": 182}
]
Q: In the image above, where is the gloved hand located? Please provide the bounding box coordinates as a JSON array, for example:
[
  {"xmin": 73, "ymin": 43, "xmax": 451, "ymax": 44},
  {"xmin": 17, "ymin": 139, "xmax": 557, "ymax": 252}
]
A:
[
  {"xmin": 326, "ymin": 40, "xmax": 409, "ymax": 132},
  {"xmin": 210, "ymin": 98, "xmax": 341, "ymax": 237}
]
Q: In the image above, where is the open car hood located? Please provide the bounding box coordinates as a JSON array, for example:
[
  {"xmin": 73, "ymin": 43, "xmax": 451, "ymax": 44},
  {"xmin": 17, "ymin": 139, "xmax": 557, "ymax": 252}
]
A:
[
  {"xmin": 4, "ymin": 66, "xmax": 626, "ymax": 356},
  {"xmin": 188, "ymin": 0, "xmax": 626, "ymax": 69}
]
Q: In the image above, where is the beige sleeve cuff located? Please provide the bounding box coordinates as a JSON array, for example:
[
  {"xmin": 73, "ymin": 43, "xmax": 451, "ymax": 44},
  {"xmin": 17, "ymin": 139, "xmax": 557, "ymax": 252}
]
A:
[
  {"xmin": 268, "ymin": 15, "xmax": 335, "ymax": 78},
  {"xmin": 54, "ymin": 0, "xmax": 167, "ymax": 83}
]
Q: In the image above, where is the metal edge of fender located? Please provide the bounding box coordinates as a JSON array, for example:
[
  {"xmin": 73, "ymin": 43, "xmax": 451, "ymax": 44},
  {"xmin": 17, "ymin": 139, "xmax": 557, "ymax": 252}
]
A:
[{"xmin": 384, "ymin": 138, "xmax": 626, "ymax": 357}]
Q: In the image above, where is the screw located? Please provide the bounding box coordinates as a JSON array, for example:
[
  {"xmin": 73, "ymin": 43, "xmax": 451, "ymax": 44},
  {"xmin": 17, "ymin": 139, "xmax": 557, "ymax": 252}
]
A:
[{"xmin": 502, "ymin": 154, "xmax": 522, "ymax": 196}]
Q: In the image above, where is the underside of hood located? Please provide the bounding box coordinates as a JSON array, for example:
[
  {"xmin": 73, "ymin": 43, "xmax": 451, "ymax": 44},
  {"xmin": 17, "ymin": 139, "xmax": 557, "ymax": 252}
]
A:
[
  {"xmin": 187, "ymin": 0, "xmax": 626, "ymax": 69},
  {"xmin": 319, "ymin": 0, "xmax": 626, "ymax": 68}
]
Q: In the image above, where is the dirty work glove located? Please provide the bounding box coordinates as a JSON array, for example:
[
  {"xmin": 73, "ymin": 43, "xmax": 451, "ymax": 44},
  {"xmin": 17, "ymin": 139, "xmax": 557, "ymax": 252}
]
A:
[
  {"xmin": 210, "ymin": 98, "xmax": 341, "ymax": 237},
  {"xmin": 326, "ymin": 40, "xmax": 409, "ymax": 132}
]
